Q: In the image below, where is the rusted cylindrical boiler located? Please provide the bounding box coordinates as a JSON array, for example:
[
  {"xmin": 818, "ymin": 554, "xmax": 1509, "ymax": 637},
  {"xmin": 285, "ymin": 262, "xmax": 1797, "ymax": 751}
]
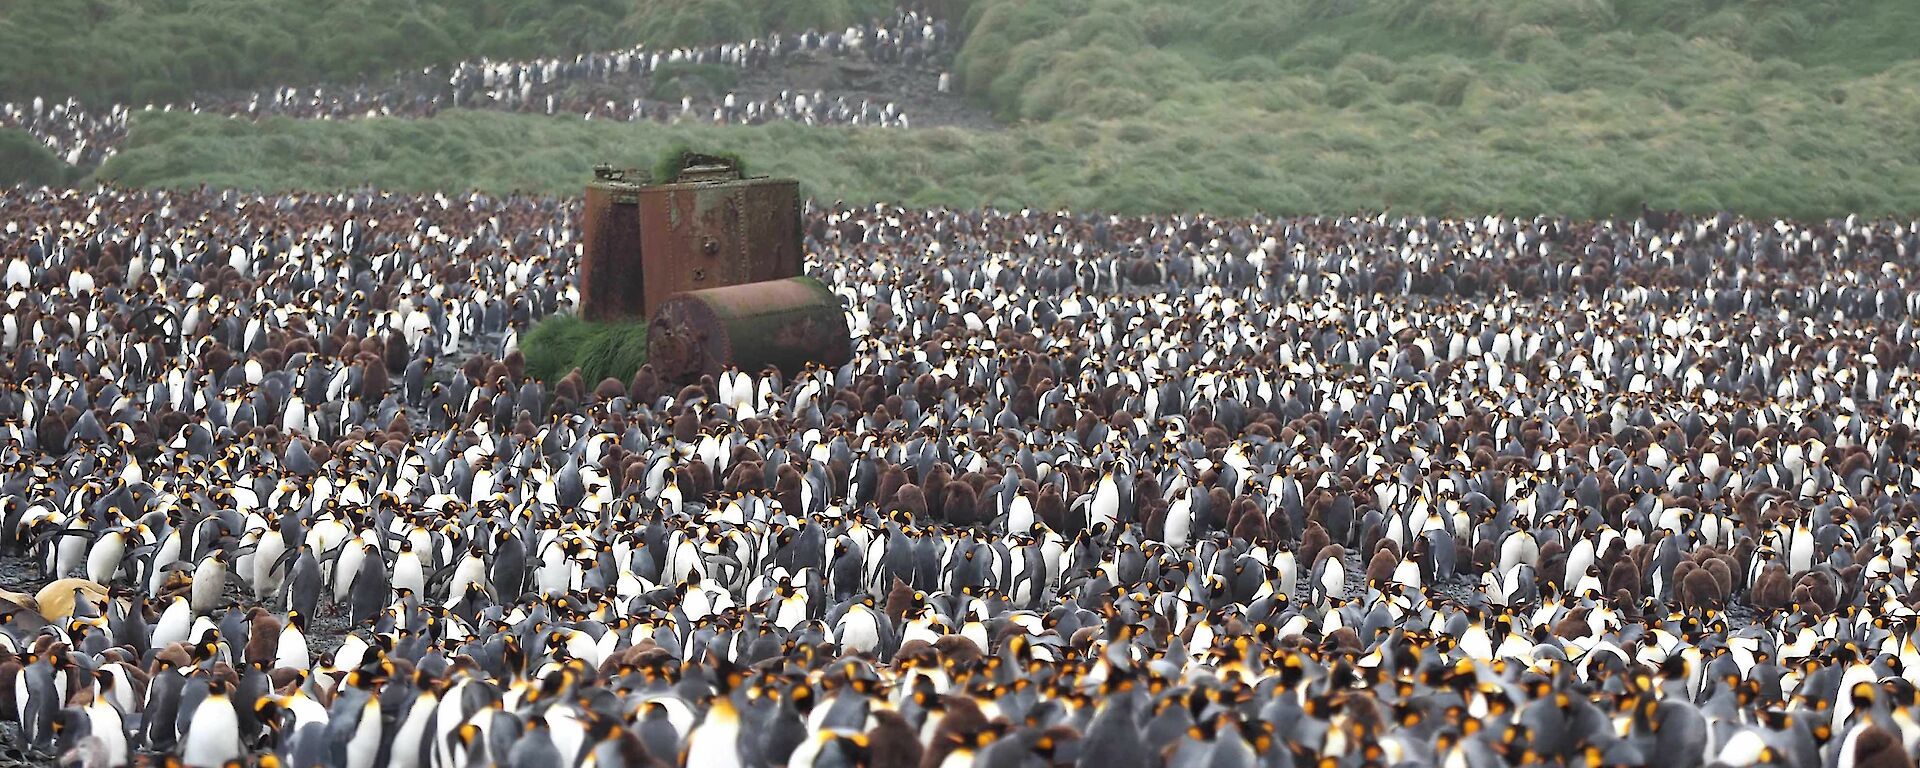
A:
[{"xmin": 647, "ymin": 276, "xmax": 852, "ymax": 383}]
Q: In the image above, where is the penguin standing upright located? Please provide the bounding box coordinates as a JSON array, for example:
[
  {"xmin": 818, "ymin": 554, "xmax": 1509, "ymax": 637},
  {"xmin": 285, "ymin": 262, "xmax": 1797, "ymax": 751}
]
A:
[
  {"xmin": 179, "ymin": 678, "xmax": 243, "ymax": 767},
  {"xmin": 684, "ymin": 663, "xmax": 748, "ymax": 768}
]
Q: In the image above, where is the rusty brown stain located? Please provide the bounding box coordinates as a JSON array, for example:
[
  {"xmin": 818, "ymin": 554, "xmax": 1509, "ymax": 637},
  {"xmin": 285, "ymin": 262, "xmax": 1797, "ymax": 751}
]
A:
[
  {"xmin": 636, "ymin": 170, "xmax": 803, "ymax": 315},
  {"xmin": 578, "ymin": 174, "xmax": 648, "ymax": 322}
]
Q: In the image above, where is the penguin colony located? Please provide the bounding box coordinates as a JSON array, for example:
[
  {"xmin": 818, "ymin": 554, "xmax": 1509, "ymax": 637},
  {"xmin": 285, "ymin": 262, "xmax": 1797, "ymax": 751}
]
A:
[
  {"xmin": 0, "ymin": 8, "xmax": 950, "ymax": 170},
  {"xmin": 4, "ymin": 185, "xmax": 1920, "ymax": 768}
]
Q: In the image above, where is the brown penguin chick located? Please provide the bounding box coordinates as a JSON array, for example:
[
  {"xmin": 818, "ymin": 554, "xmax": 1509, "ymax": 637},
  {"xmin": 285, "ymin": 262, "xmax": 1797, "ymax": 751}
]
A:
[
  {"xmin": 942, "ymin": 481, "xmax": 980, "ymax": 528},
  {"xmin": 1751, "ymin": 565, "xmax": 1791, "ymax": 611},
  {"xmin": 267, "ymin": 667, "xmax": 308, "ymax": 693},
  {"xmin": 1703, "ymin": 557, "xmax": 1734, "ymax": 600},
  {"xmin": 731, "ymin": 444, "xmax": 764, "ymax": 467},
  {"xmin": 358, "ymin": 360, "xmax": 391, "ymax": 404},
  {"xmin": 934, "ymin": 634, "xmax": 986, "ymax": 667},
  {"xmin": 35, "ymin": 412, "xmax": 69, "ymax": 451},
  {"xmin": 510, "ymin": 410, "xmax": 541, "ymax": 441},
  {"xmin": 1365, "ymin": 548, "xmax": 1399, "ymax": 587},
  {"xmin": 672, "ymin": 463, "xmax": 709, "ymax": 502},
  {"xmin": 1355, "ymin": 516, "xmax": 1385, "ymax": 561},
  {"xmin": 620, "ymin": 459, "xmax": 650, "ymax": 495},
  {"xmin": 923, "ymin": 464, "xmax": 951, "ymax": 522},
  {"xmin": 1263, "ymin": 505, "xmax": 1294, "ymax": 544},
  {"xmin": 1324, "ymin": 626, "xmax": 1363, "ymax": 654},
  {"xmin": 1230, "ymin": 511, "xmax": 1267, "ymax": 543},
  {"xmin": 386, "ymin": 410, "xmax": 412, "ymax": 437},
  {"xmin": 592, "ymin": 377, "xmax": 626, "ymax": 402},
  {"xmin": 974, "ymin": 484, "xmax": 1001, "ymax": 529},
  {"xmin": 244, "ymin": 607, "xmax": 280, "ymax": 666},
  {"xmin": 1552, "ymin": 606, "xmax": 1593, "ymax": 641},
  {"xmin": 307, "ymin": 439, "xmax": 334, "ymax": 468},
  {"xmin": 866, "ymin": 404, "xmax": 894, "ymax": 432},
  {"xmin": 1537, "ymin": 539, "xmax": 1567, "ymax": 591},
  {"xmin": 670, "ymin": 412, "xmax": 700, "ymax": 444},
  {"xmin": 1678, "ymin": 567, "xmax": 1724, "ymax": 613},
  {"xmin": 1791, "ymin": 572, "xmax": 1839, "ymax": 615},
  {"xmin": 204, "ymin": 662, "xmax": 241, "ymax": 691},
  {"xmin": 773, "ymin": 463, "xmax": 805, "ymax": 513},
  {"xmin": 1842, "ymin": 725, "xmax": 1914, "ymax": 768},
  {"xmin": 1299, "ymin": 522, "xmax": 1331, "ymax": 574},
  {"xmin": 1204, "ymin": 488, "xmax": 1234, "ymax": 532},
  {"xmin": 725, "ymin": 461, "xmax": 766, "ymax": 495},
  {"xmin": 1732, "ymin": 537, "xmax": 1757, "ymax": 578},
  {"xmin": 867, "ymin": 708, "xmax": 924, "ymax": 768},
  {"xmin": 552, "ymin": 368, "xmax": 579, "ymax": 405},
  {"xmin": 885, "ymin": 580, "xmax": 917, "ymax": 627},
  {"xmin": 875, "ymin": 464, "xmax": 909, "ymax": 511},
  {"xmin": 502, "ymin": 349, "xmax": 526, "ymax": 381},
  {"xmin": 892, "ymin": 485, "xmax": 929, "ymax": 522},
  {"xmin": 203, "ymin": 344, "xmax": 234, "ymax": 377},
  {"xmin": 381, "ymin": 332, "xmax": 409, "ymax": 374},
  {"xmin": 1010, "ymin": 385, "xmax": 1039, "ymax": 423},
  {"xmin": 1036, "ymin": 485, "xmax": 1069, "ymax": 533},
  {"xmin": 1606, "ymin": 558, "xmax": 1641, "ymax": 601},
  {"xmin": 0, "ymin": 656, "xmax": 19, "ymax": 716},
  {"xmin": 629, "ymin": 364, "xmax": 662, "ymax": 405},
  {"xmin": 151, "ymin": 643, "xmax": 196, "ymax": 672},
  {"xmin": 597, "ymin": 454, "xmax": 626, "ymax": 492}
]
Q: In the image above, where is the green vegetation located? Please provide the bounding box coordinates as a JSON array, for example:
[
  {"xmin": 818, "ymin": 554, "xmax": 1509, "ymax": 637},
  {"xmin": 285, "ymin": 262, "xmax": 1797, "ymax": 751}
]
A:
[
  {"xmin": 653, "ymin": 146, "xmax": 752, "ymax": 184},
  {"xmin": 0, "ymin": 128, "xmax": 71, "ymax": 187},
  {"xmin": 0, "ymin": 0, "xmax": 896, "ymax": 106},
  {"xmin": 521, "ymin": 314, "xmax": 651, "ymax": 386},
  {"xmin": 80, "ymin": 0, "xmax": 1920, "ymax": 215}
]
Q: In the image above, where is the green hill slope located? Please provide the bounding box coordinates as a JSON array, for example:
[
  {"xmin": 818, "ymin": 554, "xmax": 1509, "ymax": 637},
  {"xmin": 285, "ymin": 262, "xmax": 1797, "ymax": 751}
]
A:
[
  {"xmin": 92, "ymin": 0, "xmax": 1920, "ymax": 215},
  {"xmin": 0, "ymin": 127, "xmax": 71, "ymax": 186},
  {"xmin": 0, "ymin": 0, "xmax": 895, "ymax": 105}
]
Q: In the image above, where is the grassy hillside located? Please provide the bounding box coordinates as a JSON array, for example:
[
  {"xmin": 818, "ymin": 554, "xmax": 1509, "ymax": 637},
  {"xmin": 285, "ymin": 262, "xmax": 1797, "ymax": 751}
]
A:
[
  {"xmin": 87, "ymin": 0, "xmax": 1920, "ymax": 215},
  {"xmin": 0, "ymin": 127, "xmax": 71, "ymax": 187},
  {"xmin": 0, "ymin": 0, "xmax": 896, "ymax": 105}
]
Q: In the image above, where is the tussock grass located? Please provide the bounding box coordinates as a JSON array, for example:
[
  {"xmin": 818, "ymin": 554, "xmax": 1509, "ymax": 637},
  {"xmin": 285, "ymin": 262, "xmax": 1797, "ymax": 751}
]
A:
[{"xmin": 522, "ymin": 314, "xmax": 650, "ymax": 386}]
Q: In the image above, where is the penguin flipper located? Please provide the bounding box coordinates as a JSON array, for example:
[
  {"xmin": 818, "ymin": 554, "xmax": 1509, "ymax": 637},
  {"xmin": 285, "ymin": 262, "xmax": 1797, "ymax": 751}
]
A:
[{"xmin": 31, "ymin": 526, "xmax": 99, "ymax": 547}]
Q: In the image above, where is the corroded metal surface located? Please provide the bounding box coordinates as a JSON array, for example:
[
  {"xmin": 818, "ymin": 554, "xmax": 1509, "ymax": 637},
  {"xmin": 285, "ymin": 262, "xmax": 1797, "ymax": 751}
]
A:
[
  {"xmin": 648, "ymin": 276, "xmax": 852, "ymax": 383},
  {"xmin": 579, "ymin": 165, "xmax": 649, "ymax": 321},
  {"xmin": 637, "ymin": 158, "xmax": 803, "ymax": 314}
]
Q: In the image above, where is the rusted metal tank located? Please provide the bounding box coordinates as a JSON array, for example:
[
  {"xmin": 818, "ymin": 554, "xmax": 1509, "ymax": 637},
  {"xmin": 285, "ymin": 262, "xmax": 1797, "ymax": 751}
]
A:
[
  {"xmin": 648, "ymin": 276, "xmax": 852, "ymax": 383},
  {"xmin": 579, "ymin": 165, "xmax": 649, "ymax": 321},
  {"xmin": 637, "ymin": 155, "xmax": 804, "ymax": 314}
]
